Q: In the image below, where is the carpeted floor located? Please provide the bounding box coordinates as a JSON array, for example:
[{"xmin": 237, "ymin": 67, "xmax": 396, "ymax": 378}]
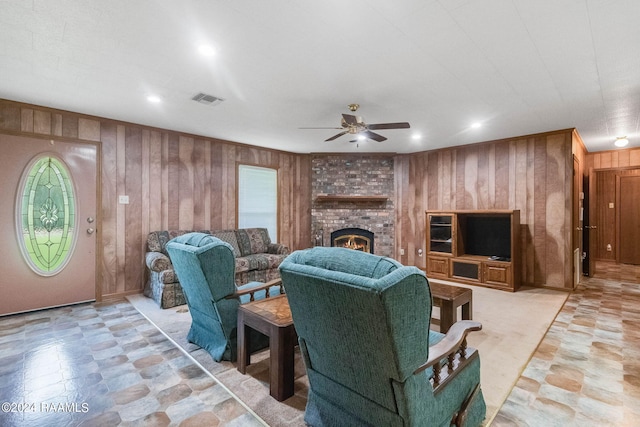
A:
[{"xmin": 128, "ymin": 282, "xmax": 568, "ymax": 426}]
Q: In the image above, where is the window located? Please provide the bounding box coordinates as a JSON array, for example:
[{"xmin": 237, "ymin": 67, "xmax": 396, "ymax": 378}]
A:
[
  {"xmin": 16, "ymin": 155, "xmax": 77, "ymax": 276},
  {"xmin": 238, "ymin": 165, "xmax": 278, "ymax": 241}
]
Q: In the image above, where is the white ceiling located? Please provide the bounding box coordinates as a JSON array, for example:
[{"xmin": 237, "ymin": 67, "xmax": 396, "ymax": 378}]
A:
[{"xmin": 1, "ymin": 0, "xmax": 639, "ymax": 154}]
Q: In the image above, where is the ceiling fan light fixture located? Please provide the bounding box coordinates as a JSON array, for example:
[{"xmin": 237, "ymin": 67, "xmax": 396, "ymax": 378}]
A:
[{"xmin": 614, "ymin": 136, "xmax": 629, "ymax": 147}]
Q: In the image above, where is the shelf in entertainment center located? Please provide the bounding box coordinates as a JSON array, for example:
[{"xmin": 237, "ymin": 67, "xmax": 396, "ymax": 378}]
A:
[{"xmin": 315, "ymin": 195, "xmax": 388, "ymax": 203}]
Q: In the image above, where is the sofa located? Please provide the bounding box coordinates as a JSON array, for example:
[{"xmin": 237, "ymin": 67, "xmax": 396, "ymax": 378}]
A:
[{"xmin": 144, "ymin": 228, "xmax": 289, "ymax": 308}]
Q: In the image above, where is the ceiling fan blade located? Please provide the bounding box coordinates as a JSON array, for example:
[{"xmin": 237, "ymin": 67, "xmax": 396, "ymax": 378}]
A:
[
  {"xmin": 325, "ymin": 131, "xmax": 348, "ymax": 142},
  {"xmin": 342, "ymin": 114, "xmax": 359, "ymax": 125},
  {"xmin": 362, "ymin": 130, "xmax": 387, "ymax": 142},
  {"xmin": 367, "ymin": 122, "xmax": 410, "ymax": 130},
  {"xmin": 299, "ymin": 127, "xmax": 344, "ymax": 129}
]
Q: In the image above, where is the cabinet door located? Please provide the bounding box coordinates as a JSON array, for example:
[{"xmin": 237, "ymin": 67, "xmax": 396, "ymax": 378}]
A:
[
  {"xmin": 484, "ymin": 262, "xmax": 511, "ymax": 288},
  {"xmin": 427, "ymin": 214, "xmax": 453, "ymax": 255},
  {"xmin": 427, "ymin": 256, "xmax": 449, "ymax": 278},
  {"xmin": 451, "ymin": 259, "xmax": 482, "ymax": 282}
]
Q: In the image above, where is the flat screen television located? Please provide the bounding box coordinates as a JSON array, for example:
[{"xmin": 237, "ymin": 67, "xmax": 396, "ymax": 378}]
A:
[{"xmin": 463, "ymin": 215, "xmax": 511, "ymax": 260}]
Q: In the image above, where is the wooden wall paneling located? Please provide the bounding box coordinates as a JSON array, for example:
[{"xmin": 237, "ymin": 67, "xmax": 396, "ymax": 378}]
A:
[
  {"xmin": 160, "ymin": 133, "xmax": 169, "ymax": 231},
  {"xmin": 1, "ymin": 99, "xmax": 313, "ymax": 300},
  {"xmin": 533, "ymin": 137, "xmax": 547, "ymax": 286},
  {"xmin": 99, "ymin": 122, "xmax": 118, "ymax": 298},
  {"xmin": 544, "ymin": 134, "xmax": 567, "ymax": 287},
  {"xmin": 426, "ymin": 151, "xmax": 438, "ymax": 210},
  {"xmin": 0, "ymin": 101, "xmax": 21, "ymax": 130},
  {"xmin": 166, "ymin": 133, "xmax": 180, "ymax": 230},
  {"xmin": 630, "ymin": 149, "xmax": 640, "ymax": 166},
  {"xmin": 495, "ymin": 141, "xmax": 510, "ymax": 208},
  {"xmin": 192, "ymin": 138, "xmax": 209, "ymax": 230},
  {"xmin": 407, "ymin": 153, "xmax": 417, "ymax": 265},
  {"xmin": 525, "ymin": 138, "xmax": 536, "ymax": 285},
  {"xmin": 477, "ymin": 143, "xmax": 489, "ymax": 209},
  {"xmin": 178, "ymin": 136, "xmax": 195, "ymax": 230},
  {"xmin": 52, "ymin": 113, "xmax": 62, "ymax": 137},
  {"xmin": 33, "ymin": 110, "xmax": 51, "ymax": 135},
  {"xmin": 141, "ymin": 130, "xmax": 151, "ymax": 291},
  {"xmin": 279, "ymin": 154, "xmax": 291, "ymax": 245},
  {"xmin": 203, "ymin": 139, "xmax": 212, "ymax": 231},
  {"xmin": 223, "ymin": 144, "xmax": 237, "ymax": 229},
  {"xmin": 115, "ymin": 125, "xmax": 127, "ymax": 295},
  {"xmin": 209, "ymin": 143, "xmax": 224, "ymax": 229},
  {"xmin": 78, "ymin": 118, "xmax": 101, "ymax": 141},
  {"xmin": 62, "ymin": 114, "xmax": 78, "ymax": 139},
  {"xmin": 124, "ymin": 127, "xmax": 143, "ymax": 292},
  {"xmin": 148, "ymin": 131, "xmax": 163, "ymax": 232},
  {"xmin": 20, "ymin": 108, "xmax": 33, "ymax": 132},
  {"xmin": 441, "ymin": 150, "xmax": 453, "ymax": 210},
  {"xmin": 464, "ymin": 146, "xmax": 479, "ymax": 209}
]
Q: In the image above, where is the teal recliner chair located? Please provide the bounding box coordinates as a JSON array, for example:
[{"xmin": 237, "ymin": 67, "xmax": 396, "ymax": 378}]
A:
[
  {"xmin": 279, "ymin": 247, "xmax": 486, "ymax": 427},
  {"xmin": 166, "ymin": 232, "xmax": 282, "ymax": 362}
]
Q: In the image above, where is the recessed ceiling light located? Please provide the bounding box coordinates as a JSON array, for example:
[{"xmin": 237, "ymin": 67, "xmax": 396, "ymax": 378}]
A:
[
  {"xmin": 411, "ymin": 133, "xmax": 422, "ymax": 140},
  {"xmin": 147, "ymin": 95, "xmax": 162, "ymax": 103},
  {"xmin": 198, "ymin": 44, "xmax": 216, "ymax": 57},
  {"xmin": 471, "ymin": 122, "xmax": 482, "ymax": 129},
  {"xmin": 614, "ymin": 136, "xmax": 629, "ymax": 147},
  {"xmin": 357, "ymin": 135, "xmax": 366, "ymax": 141}
]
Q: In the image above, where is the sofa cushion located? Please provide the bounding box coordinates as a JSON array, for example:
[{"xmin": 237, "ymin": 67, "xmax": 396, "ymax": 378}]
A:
[
  {"xmin": 236, "ymin": 228, "xmax": 271, "ymax": 256},
  {"xmin": 211, "ymin": 229, "xmax": 241, "ymax": 257},
  {"xmin": 148, "ymin": 230, "xmax": 212, "ymax": 255}
]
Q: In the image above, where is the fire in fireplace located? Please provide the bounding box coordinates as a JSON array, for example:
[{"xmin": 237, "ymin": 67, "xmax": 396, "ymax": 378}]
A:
[{"xmin": 331, "ymin": 228, "xmax": 374, "ymax": 253}]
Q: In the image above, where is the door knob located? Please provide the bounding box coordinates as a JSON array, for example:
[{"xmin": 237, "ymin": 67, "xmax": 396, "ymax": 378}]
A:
[
  {"xmin": 87, "ymin": 228, "xmax": 95, "ymax": 234},
  {"xmin": 87, "ymin": 217, "xmax": 94, "ymax": 223}
]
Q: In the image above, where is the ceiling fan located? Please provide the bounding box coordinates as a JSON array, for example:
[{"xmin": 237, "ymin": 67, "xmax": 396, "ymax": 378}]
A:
[{"xmin": 301, "ymin": 104, "xmax": 410, "ymax": 142}]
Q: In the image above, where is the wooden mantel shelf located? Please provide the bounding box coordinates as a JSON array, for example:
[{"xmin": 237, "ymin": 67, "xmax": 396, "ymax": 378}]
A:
[{"xmin": 315, "ymin": 195, "xmax": 389, "ymax": 202}]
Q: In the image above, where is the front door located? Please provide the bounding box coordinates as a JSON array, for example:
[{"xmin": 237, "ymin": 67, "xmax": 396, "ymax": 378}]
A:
[{"xmin": 0, "ymin": 134, "xmax": 98, "ymax": 315}]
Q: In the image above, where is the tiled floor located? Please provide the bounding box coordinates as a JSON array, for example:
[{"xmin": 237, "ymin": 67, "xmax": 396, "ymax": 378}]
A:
[
  {"xmin": 1, "ymin": 262, "xmax": 638, "ymax": 426},
  {"xmin": 0, "ymin": 300, "xmax": 264, "ymax": 427},
  {"xmin": 492, "ymin": 262, "xmax": 640, "ymax": 426}
]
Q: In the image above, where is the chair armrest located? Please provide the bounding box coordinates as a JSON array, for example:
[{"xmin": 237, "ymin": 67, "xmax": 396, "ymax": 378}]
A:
[
  {"xmin": 145, "ymin": 252, "xmax": 172, "ymax": 272},
  {"xmin": 267, "ymin": 243, "xmax": 290, "ymax": 255},
  {"xmin": 227, "ymin": 278, "xmax": 284, "ymax": 301},
  {"xmin": 414, "ymin": 320, "xmax": 482, "ymax": 390}
]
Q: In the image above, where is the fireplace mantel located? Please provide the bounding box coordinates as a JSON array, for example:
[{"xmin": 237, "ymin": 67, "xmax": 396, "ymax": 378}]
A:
[{"xmin": 315, "ymin": 195, "xmax": 388, "ymax": 203}]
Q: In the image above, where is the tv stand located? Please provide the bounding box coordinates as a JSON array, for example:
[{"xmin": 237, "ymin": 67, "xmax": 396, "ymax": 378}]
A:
[{"xmin": 426, "ymin": 210, "xmax": 520, "ymax": 291}]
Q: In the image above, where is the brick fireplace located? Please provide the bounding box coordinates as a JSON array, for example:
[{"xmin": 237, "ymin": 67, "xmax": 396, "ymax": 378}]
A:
[{"xmin": 311, "ymin": 154, "xmax": 395, "ymax": 257}]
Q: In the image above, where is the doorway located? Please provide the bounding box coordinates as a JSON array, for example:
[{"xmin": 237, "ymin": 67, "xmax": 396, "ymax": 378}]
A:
[{"xmin": 0, "ymin": 134, "xmax": 98, "ymax": 315}]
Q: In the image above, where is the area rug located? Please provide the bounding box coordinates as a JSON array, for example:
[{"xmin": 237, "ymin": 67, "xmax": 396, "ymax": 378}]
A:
[{"xmin": 127, "ymin": 281, "xmax": 568, "ymax": 426}]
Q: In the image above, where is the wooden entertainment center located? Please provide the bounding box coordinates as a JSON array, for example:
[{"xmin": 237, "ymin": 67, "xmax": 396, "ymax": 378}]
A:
[{"xmin": 426, "ymin": 210, "xmax": 521, "ymax": 291}]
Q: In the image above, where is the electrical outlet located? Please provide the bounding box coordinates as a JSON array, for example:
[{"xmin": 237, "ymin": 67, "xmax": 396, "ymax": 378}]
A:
[
  {"xmin": 400, "ymin": 248, "xmax": 405, "ymax": 256},
  {"xmin": 607, "ymin": 244, "xmax": 612, "ymax": 252},
  {"xmin": 118, "ymin": 195, "xmax": 129, "ymax": 204}
]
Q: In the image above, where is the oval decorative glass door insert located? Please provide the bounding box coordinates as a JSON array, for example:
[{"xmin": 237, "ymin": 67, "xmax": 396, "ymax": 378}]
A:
[{"xmin": 17, "ymin": 155, "xmax": 77, "ymax": 276}]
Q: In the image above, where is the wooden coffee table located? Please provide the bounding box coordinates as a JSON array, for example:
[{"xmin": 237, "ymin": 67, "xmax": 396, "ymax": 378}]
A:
[
  {"xmin": 237, "ymin": 294, "xmax": 297, "ymax": 401},
  {"xmin": 430, "ymin": 282, "xmax": 473, "ymax": 333}
]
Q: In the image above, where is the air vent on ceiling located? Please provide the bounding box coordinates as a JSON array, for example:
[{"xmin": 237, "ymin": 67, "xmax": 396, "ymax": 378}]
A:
[{"xmin": 192, "ymin": 93, "xmax": 224, "ymax": 106}]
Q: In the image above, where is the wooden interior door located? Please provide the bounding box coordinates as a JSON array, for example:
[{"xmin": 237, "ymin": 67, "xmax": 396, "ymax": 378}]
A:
[
  {"xmin": 0, "ymin": 134, "xmax": 98, "ymax": 315},
  {"xmin": 587, "ymin": 171, "xmax": 597, "ymax": 276},
  {"xmin": 618, "ymin": 175, "xmax": 640, "ymax": 265}
]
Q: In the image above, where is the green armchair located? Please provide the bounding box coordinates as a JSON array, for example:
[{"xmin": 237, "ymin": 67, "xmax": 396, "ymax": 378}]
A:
[
  {"xmin": 166, "ymin": 232, "xmax": 282, "ymax": 362},
  {"xmin": 279, "ymin": 247, "xmax": 486, "ymax": 426}
]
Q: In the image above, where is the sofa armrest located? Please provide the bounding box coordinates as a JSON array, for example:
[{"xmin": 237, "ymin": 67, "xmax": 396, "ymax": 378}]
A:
[
  {"xmin": 267, "ymin": 243, "xmax": 290, "ymax": 255},
  {"xmin": 145, "ymin": 251, "xmax": 172, "ymax": 273}
]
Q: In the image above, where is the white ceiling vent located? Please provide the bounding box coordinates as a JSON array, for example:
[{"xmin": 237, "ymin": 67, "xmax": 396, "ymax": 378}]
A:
[{"xmin": 192, "ymin": 93, "xmax": 224, "ymax": 106}]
